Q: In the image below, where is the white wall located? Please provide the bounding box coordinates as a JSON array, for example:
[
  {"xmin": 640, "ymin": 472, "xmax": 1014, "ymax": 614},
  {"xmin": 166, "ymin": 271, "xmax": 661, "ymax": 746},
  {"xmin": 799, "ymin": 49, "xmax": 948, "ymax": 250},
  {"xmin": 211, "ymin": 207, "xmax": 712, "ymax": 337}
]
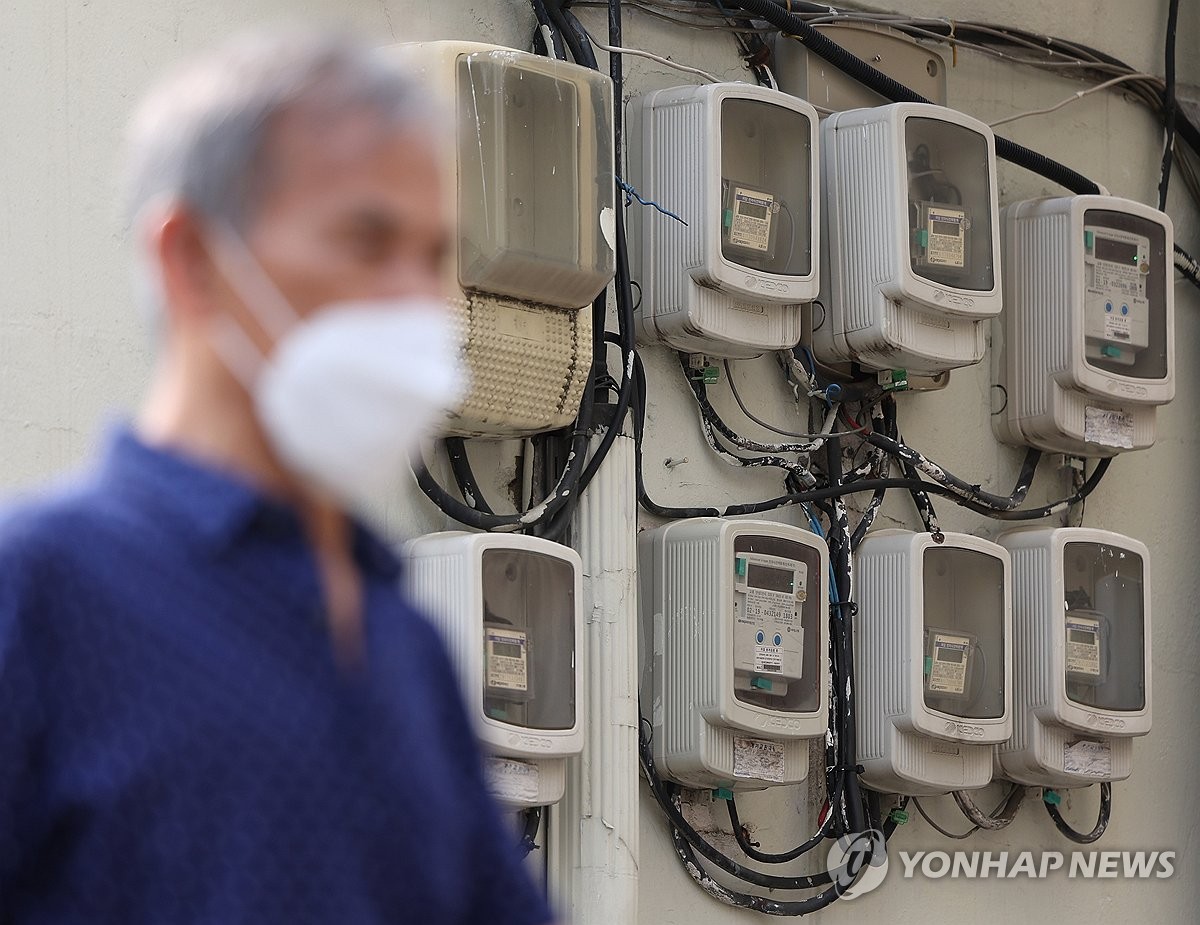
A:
[{"xmin": 1, "ymin": 1, "xmax": 1196, "ymax": 922}]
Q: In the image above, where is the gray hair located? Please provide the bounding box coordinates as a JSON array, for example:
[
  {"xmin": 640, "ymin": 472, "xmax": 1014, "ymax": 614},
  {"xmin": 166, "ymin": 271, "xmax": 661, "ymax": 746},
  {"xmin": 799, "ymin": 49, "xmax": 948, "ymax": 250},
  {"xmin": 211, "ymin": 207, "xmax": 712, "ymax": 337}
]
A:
[{"xmin": 124, "ymin": 29, "xmax": 440, "ymax": 231}]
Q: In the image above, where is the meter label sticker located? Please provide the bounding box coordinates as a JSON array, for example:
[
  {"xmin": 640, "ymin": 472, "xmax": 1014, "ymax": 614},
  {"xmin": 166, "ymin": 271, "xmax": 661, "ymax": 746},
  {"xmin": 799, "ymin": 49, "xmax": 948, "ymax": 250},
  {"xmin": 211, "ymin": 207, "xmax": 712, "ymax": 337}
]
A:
[
  {"xmin": 1084, "ymin": 406, "xmax": 1134, "ymax": 450},
  {"xmin": 929, "ymin": 740, "xmax": 962, "ymax": 757},
  {"xmin": 485, "ymin": 627, "xmax": 529, "ymax": 692},
  {"xmin": 733, "ymin": 736, "xmax": 786, "ymax": 783},
  {"xmin": 729, "ymin": 188, "xmax": 774, "ymax": 253},
  {"xmin": 744, "ymin": 589, "xmax": 798, "ymax": 629},
  {"xmin": 754, "ymin": 644, "xmax": 783, "ymax": 673},
  {"xmin": 1103, "ymin": 311, "xmax": 1131, "ymax": 341},
  {"xmin": 925, "ymin": 207, "xmax": 966, "ymax": 268},
  {"xmin": 1063, "ymin": 740, "xmax": 1112, "ymax": 778},
  {"xmin": 1066, "ymin": 616, "xmax": 1102, "ymax": 677},
  {"xmin": 928, "ymin": 634, "xmax": 970, "ymax": 695},
  {"xmin": 485, "ymin": 757, "xmax": 540, "ymax": 802}
]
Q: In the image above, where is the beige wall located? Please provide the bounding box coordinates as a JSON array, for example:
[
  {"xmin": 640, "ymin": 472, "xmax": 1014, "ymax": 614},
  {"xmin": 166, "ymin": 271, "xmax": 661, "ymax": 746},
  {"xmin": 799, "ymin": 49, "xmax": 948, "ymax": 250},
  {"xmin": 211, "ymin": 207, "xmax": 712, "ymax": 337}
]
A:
[{"xmin": 0, "ymin": 1, "xmax": 1196, "ymax": 922}]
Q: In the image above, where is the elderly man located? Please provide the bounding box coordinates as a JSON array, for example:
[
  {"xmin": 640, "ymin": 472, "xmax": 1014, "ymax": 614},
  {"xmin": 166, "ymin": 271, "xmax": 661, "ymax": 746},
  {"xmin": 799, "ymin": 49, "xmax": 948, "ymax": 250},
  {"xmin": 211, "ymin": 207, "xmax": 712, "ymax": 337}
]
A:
[{"xmin": 0, "ymin": 31, "xmax": 554, "ymax": 925}]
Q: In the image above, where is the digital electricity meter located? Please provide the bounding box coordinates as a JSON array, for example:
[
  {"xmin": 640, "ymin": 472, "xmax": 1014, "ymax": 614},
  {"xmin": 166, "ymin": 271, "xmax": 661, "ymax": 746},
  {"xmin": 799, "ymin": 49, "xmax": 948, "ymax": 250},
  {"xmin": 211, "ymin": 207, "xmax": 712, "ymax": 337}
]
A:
[
  {"xmin": 638, "ymin": 518, "xmax": 829, "ymax": 790},
  {"xmin": 997, "ymin": 528, "xmax": 1151, "ymax": 789},
  {"xmin": 854, "ymin": 531, "xmax": 1012, "ymax": 795},
  {"xmin": 392, "ymin": 42, "xmax": 615, "ymax": 437},
  {"xmin": 812, "ymin": 103, "xmax": 1002, "ymax": 376},
  {"xmin": 992, "ymin": 196, "xmax": 1174, "ymax": 456},
  {"xmin": 630, "ymin": 83, "xmax": 820, "ymax": 357},
  {"xmin": 402, "ymin": 531, "xmax": 584, "ymax": 806}
]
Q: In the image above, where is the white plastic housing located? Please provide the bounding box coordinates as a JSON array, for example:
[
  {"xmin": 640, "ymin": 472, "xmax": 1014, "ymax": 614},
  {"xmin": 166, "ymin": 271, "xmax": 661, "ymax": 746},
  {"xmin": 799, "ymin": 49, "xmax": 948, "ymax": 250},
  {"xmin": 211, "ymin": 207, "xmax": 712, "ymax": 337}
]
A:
[
  {"xmin": 813, "ymin": 103, "xmax": 1002, "ymax": 376},
  {"xmin": 403, "ymin": 531, "xmax": 584, "ymax": 806},
  {"xmin": 391, "ymin": 42, "xmax": 615, "ymax": 437},
  {"xmin": 997, "ymin": 528, "xmax": 1151, "ymax": 789},
  {"xmin": 855, "ymin": 531, "xmax": 1012, "ymax": 795},
  {"xmin": 631, "ymin": 83, "xmax": 820, "ymax": 358},
  {"xmin": 639, "ymin": 518, "xmax": 829, "ymax": 790},
  {"xmin": 992, "ymin": 196, "xmax": 1174, "ymax": 457}
]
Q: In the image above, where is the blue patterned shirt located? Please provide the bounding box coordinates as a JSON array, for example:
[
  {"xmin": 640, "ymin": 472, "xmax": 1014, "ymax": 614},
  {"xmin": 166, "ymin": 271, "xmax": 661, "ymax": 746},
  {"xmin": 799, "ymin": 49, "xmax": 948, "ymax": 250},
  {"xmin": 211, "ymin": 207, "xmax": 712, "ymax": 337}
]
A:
[{"xmin": 0, "ymin": 428, "xmax": 553, "ymax": 925}]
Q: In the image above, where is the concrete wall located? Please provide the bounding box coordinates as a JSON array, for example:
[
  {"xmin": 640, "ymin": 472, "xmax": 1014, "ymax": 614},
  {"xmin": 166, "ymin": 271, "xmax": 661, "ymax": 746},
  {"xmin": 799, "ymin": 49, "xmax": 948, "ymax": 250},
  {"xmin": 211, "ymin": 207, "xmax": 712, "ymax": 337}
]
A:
[{"xmin": 1, "ymin": 1, "xmax": 1196, "ymax": 922}]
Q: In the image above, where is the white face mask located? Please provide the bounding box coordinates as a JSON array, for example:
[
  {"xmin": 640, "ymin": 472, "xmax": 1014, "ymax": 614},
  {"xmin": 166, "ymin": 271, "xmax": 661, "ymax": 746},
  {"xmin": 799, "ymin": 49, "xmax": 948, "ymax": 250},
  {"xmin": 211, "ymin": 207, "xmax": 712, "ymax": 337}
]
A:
[{"xmin": 207, "ymin": 232, "xmax": 468, "ymax": 511}]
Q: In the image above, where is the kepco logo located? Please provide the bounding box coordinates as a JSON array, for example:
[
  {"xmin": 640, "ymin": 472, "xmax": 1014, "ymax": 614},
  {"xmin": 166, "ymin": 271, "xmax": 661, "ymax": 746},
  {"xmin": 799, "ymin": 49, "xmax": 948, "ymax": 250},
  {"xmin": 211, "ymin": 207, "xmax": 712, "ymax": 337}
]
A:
[{"xmin": 825, "ymin": 828, "xmax": 889, "ymax": 899}]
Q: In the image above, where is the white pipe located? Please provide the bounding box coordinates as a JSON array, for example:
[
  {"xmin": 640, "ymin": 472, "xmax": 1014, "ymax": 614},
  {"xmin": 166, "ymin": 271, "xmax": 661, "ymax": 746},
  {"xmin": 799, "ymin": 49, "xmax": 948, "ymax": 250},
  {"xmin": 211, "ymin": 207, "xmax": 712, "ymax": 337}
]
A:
[{"xmin": 548, "ymin": 420, "xmax": 639, "ymax": 923}]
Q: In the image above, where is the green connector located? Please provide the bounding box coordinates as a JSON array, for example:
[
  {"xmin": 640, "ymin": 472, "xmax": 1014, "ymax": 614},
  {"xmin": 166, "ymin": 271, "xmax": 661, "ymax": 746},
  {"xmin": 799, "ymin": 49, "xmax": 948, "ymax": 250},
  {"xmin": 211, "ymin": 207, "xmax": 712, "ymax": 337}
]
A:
[
  {"xmin": 916, "ymin": 228, "xmax": 929, "ymax": 248},
  {"xmin": 723, "ymin": 208, "xmax": 734, "ymax": 229},
  {"xmin": 1043, "ymin": 789, "xmax": 1062, "ymax": 806},
  {"xmin": 702, "ymin": 366, "xmax": 719, "ymax": 385},
  {"xmin": 879, "ymin": 368, "xmax": 909, "ymax": 392},
  {"xmin": 888, "ymin": 808, "xmax": 910, "ymax": 825},
  {"xmin": 751, "ymin": 677, "xmax": 773, "ymax": 692},
  {"xmin": 923, "ymin": 655, "xmax": 933, "ymax": 676},
  {"xmin": 1084, "ymin": 230, "xmax": 1095, "ymax": 250},
  {"xmin": 735, "ymin": 556, "xmax": 747, "ymax": 577},
  {"xmin": 713, "ymin": 787, "xmax": 734, "ymax": 801}
]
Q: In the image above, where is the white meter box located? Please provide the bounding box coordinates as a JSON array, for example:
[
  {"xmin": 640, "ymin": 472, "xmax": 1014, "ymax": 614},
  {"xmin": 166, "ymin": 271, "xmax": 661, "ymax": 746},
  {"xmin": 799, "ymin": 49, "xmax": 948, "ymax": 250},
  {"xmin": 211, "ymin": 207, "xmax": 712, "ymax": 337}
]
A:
[
  {"xmin": 997, "ymin": 528, "xmax": 1151, "ymax": 789},
  {"xmin": 855, "ymin": 531, "xmax": 1012, "ymax": 795},
  {"xmin": 631, "ymin": 83, "xmax": 820, "ymax": 357},
  {"xmin": 639, "ymin": 518, "xmax": 829, "ymax": 790},
  {"xmin": 392, "ymin": 42, "xmax": 615, "ymax": 437},
  {"xmin": 403, "ymin": 532, "xmax": 584, "ymax": 806},
  {"xmin": 813, "ymin": 103, "xmax": 1002, "ymax": 376},
  {"xmin": 993, "ymin": 196, "xmax": 1174, "ymax": 456}
]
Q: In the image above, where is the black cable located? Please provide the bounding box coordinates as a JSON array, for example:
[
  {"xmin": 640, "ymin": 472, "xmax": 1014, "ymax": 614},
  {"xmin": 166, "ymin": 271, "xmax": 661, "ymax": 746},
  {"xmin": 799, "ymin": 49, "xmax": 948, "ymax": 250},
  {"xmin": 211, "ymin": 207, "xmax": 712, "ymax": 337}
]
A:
[
  {"xmin": 518, "ymin": 806, "xmax": 543, "ymax": 857},
  {"xmin": 412, "ymin": 367, "xmax": 597, "ymax": 530},
  {"xmin": 865, "ymin": 431, "xmax": 1043, "ymax": 512},
  {"xmin": 1158, "ymin": 0, "xmax": 1180, "ymax": 210},
  {"xmin": 726, "ymin": 787, "xmax": 838, "ymax": 864},
  {"xmin": 1175, "ymin": 243, "xmax": 1200, "ymax": 294},
  {"xmin": 723, "ymin": 0, "xmax": 1101, "ymax": 195},
  {"xmin": 1044, "ymin": 783, "xmax": 1112, "ymax": 844},
  {"xmin": 633, "ymin": 348, "xmax": 1113, "ymax": 522},
  {"xmin": 443, "ymin": 437, "xmax": 495, "ymax": 515},
  {"xmin": 529, "ymin": 0, "xmax": 567, "ymax": 59}
]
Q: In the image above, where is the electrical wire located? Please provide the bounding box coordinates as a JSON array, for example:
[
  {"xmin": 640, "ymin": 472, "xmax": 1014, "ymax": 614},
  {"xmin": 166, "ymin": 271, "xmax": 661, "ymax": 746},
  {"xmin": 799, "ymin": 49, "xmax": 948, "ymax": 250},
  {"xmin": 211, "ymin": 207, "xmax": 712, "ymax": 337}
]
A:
[
  {"xmin": 1158, "ymin": 0, "xmax": 1180, "ymax": 210},
  {"xmin": 1175, "ymin": 243, "xmax": 1200, "ymax": 294},
  {"xmin": 725, "ymin": 786, "xmax": 839, "ymax": 864},
  {"xmin": 864, "ymin": 431, "xmax": 1043, "ymax": 513},
  {"xmin": 583, "ymin": 29, "xmax": 725, "ymax": 82},
  {"xmin": 986, "ymin": 73, "xmax": 1159, "ymax": 129},
  {"xmin": 723, "ymin": 359, "xmax": 841, "ymax": 440},
  {"xmin": 1044, "ymin": 783, "xmax": 1112, "ymax": 844},
  {"xmin": 719, "ymin": 0, "xmax": 1101, "ymax": 194},
  {"xmin": 912, "ymin": 797, "xmax": 978, "ymax": 840},
  {"xmin": 953, "ymin": 785, "xmax": 1026, "ymax": 831}
]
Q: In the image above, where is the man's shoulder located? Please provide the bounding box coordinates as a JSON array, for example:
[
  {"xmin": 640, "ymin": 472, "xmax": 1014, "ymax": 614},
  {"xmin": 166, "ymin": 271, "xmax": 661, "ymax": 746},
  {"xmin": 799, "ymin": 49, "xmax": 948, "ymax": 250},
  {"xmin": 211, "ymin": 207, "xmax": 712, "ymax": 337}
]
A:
[{"xmin": 0, "ymin": 474, "xmax": 128, "ymax": 574}]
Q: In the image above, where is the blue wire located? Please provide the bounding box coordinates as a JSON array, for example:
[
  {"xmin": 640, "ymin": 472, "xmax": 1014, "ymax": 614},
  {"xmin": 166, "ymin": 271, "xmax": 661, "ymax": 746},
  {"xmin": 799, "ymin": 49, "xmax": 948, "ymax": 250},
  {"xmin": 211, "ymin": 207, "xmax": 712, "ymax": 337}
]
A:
[
  {"xmin": 618, "ymin": 179, "xmax": 688, "ymax": 226},
  {"xmin": 802, "ymin": 504, "xmax": 840, "ymax": 605}
]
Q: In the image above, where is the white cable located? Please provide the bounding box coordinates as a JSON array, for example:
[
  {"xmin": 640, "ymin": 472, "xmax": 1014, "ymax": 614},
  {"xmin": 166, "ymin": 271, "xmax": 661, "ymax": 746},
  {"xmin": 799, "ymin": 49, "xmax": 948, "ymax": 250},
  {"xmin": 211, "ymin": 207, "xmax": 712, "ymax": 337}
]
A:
[
  {"xmin": 584, "ymin": 33, "xmax": 726, "ymax": 84},
  {"xmin": 988, "ymin": 73, "xmax": 1157, "ymax": 128}
]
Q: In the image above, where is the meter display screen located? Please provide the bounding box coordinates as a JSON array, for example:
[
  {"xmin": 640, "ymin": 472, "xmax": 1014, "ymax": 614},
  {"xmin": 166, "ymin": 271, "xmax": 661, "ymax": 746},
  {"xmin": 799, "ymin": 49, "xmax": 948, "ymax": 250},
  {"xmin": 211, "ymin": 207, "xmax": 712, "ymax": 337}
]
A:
[
  {"xmin": 1095, "ymin": 237, "xmax": 1138, "ymax": 265},
  {"xmin": 1069, "ymin": 628, "xmax": 1096, "ymax": 645},
  {"xmin": 747, "ymin": 563, "xmax": 795, "ymax": 594}
]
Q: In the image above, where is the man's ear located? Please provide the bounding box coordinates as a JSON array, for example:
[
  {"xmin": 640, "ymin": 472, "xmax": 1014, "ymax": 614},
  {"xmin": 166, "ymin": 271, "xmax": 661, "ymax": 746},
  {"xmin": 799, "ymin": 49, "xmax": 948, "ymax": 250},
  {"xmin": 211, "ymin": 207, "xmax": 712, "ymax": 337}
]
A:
[{"xmin": 147, "ymin": 201, "xmax": 221, "ymax": 328}]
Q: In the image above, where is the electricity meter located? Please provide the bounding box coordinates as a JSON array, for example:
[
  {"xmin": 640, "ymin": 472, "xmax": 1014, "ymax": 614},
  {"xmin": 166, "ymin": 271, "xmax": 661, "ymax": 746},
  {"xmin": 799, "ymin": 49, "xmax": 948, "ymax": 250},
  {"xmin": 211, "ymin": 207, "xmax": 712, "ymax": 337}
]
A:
[
  {"xmin": 392, "ymin": 42, "xmax": 615, "ymax": 436},
  {"xmin": 403, "ymin": 531, "xmax": 584, "ymax": 806},
  {"xmin": 813, "ymin": 103, "xmax": 1002, "ymax": 376},
  {"xmin": 638, "ymin": 518, "xmax": 829, "ymax": 790},
  {"xmin": 992, "ymin": 196, "xmax": 1174, "ymax": 456},
  {"xmin": 997, "ymin": 528, "xmax": 1151, "ymax": 788},
  {"xmin": 854, "ymin": 531, "xmax": 1012, "ymax": 795},
  {"xmin": 630, "ymin": 83, "xmax": 820, "ymax": 357}
]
